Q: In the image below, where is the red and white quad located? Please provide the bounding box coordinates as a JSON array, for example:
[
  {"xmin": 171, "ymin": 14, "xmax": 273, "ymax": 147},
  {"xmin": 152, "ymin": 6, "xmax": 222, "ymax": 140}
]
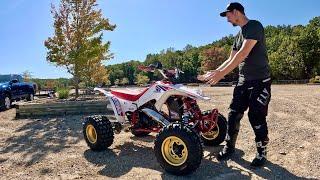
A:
[{"xmin": 83, "ymin": 62, "xmax": 227, "ymax": 175}]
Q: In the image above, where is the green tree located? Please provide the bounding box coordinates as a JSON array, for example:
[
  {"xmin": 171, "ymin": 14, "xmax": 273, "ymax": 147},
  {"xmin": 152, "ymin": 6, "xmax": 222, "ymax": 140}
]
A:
[
  {"xmin": 269, "ymin": 37, "xmax": 306, "ymax": 79},
  {"xmin": 106, "ymin": 64, "xmax": 125, "ymax": 85},
  {"xmin": 136, "ymin": 73, "xmax": 149, "ymax": 85},
  {"xmin": 297, "ymin": 17, "xmax": 320, "ymax": 77},
  {"xmin": 45, "ymin": 0, "xmax": 115, "ymax": 97},
  {"xmin": 178, "ymin": 48, "xmax": 200, "ymax": 82}
]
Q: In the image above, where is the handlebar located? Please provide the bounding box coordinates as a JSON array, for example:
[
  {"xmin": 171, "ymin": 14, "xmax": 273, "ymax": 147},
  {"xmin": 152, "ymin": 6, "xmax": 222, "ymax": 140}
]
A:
[{"xmin": 138, "ymin": 62, "xmax": 184, "ymax": 80}]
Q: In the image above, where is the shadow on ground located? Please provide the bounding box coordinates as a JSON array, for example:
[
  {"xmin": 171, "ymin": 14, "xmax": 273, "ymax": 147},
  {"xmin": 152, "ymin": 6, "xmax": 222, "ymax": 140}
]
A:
[
  {"xmin": 0, "ymin": 115, "xmax": 83, "ymax": 166},
  {"xmin": 84, "ymin": 136, "xmax": 304, "ymax": 179}
]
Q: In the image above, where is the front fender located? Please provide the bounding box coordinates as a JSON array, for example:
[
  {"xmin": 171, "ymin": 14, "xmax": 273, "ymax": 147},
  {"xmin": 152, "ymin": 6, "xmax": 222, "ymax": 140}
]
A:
[{"xmin": 0, "ymin": 87, "xmax": 12, "ymax": 98}]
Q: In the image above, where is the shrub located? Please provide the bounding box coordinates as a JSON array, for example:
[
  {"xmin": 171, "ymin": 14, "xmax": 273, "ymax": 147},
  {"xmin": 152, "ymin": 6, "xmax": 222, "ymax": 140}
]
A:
[
  {"xmin": 57, "ymin": 88, "xmax": 70, "ymax": 99},
  {"xmin": 136, "ymin": 74, "xmax": 149, "ymax": 86},
  {"xmin": 310, "ymin": 76, "xmax": 320, "ymax": 83}
]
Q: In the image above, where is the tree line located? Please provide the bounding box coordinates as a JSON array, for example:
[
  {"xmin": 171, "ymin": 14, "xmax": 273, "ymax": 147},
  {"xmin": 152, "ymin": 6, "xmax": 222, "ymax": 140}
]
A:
[{"xmin": 106, "ymin": 16, "xmax": 320, "ymax": 86}]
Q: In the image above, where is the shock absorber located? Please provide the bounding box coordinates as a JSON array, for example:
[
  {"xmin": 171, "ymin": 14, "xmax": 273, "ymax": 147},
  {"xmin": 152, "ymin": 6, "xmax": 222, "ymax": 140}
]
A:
[
  {"xmin": 181, "ymin": 97, "xmax": 200, "ymax": 126},
  {"xmin": 182, "ymin": 111, "xmax": 191, "ymax": 125}
]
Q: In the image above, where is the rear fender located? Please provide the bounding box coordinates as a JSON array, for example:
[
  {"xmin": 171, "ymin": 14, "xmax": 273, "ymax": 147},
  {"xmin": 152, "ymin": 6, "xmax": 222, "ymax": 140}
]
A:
[{"xmin": 94, "ymin": 88, "xmax": 126, "ymax": 123}]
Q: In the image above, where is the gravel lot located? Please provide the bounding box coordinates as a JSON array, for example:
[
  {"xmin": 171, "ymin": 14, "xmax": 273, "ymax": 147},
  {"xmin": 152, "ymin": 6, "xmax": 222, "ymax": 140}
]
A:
[{"xmin": 0, "ymin": 85, "xmax": 319, "ymax": 179}]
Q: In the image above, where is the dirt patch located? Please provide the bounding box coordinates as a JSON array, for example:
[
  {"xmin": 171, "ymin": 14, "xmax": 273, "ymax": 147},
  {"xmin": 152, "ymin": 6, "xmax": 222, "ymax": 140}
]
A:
[{"xmin": 0, "ymin": 85, "xmax": 319, "ymax": 179}]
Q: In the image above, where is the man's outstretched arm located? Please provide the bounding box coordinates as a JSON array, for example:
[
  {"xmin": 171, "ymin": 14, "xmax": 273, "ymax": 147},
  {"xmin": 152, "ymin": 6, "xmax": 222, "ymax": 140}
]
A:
[
  {"xmin": 198, "ymin": 50, "xmax": 236, "ymax": 81},
  {"xmin": 216, "ymin": 50, "xmax": 237, "ymax": 71},
  {"xmin": 206, "ymin": 39, "xmax": 257, "ymax": 84}
]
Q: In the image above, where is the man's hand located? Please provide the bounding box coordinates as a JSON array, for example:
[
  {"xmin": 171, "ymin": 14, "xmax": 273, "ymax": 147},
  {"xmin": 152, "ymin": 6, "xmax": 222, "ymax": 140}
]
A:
[
  {"xmin": 206, "ymin": 70, "xmax": 225, "ymax": 85},
  {"xmin": 197, "ymin": 70, "xmax": 218, "ymax": 82}
]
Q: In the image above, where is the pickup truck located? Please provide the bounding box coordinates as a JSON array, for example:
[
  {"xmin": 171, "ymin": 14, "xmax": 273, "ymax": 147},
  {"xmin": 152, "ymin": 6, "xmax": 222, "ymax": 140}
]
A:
[{"xmin": 0, "ymin": 74, "xmax": 36, "ymax": 110}]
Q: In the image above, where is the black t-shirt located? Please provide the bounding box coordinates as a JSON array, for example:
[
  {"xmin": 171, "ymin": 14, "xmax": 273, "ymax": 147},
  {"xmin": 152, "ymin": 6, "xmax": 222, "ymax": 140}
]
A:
[{"xmin": 233, "ymin": 20, "xmax": 270, "ymax": 81}]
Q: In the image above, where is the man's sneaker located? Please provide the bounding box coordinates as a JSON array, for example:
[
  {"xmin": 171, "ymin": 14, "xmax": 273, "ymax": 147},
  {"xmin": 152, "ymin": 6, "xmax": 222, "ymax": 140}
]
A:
[
  {"xmin": 217, "ymin": 145, "xmax": 235, "ymax": 160},
  {"xmin": 250, "ymin": 154, "xmax": 267, "ymax": 167}
]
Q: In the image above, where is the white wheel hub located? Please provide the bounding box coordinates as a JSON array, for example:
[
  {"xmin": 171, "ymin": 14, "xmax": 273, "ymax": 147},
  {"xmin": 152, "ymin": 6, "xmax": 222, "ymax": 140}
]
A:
[{"xmin": 4, "ymin": 97, "xmax": 11, "ymax": 109}]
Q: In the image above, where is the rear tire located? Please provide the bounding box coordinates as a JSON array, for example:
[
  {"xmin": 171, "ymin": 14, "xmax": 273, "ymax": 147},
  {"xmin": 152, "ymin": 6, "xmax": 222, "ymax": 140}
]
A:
[
  {"xmin": 154, "ymin": 123, "xmax": 203, "ymax": 175},
  {"xmin": 201, "ymin": 113, "xmax": 227, "ymax": 146},
  {"xmin": 83, "ymin": 115, "xmax": 114, "ymax": 151}
]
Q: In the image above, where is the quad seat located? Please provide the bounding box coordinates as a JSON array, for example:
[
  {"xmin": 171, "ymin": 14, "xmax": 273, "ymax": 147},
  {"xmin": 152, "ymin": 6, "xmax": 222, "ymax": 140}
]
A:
[{"xmin": 111, "ymin": 88, "xmax": 149, "ymax": 101}]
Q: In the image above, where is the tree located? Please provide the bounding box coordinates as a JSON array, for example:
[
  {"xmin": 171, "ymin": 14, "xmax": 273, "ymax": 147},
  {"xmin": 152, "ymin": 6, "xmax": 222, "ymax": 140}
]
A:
[
  {"xmin": 122, "ymin": 62, "xmax": 137, "ymax": 85},
  {"xmin": 45, "ymin": 80, "xmax": 57, "ymax": 90},
  {"xmin": 84, "ymin": 64, "xmax": 110, "ymax": 86},
  {"xmin": 106, "ymin": 64, "xmax": 124, "ymax": 85},
  {"xmin": 183, "ymin": 44, "xmax": 194, "ymax": 51},
  {"xmin": 114, "ymin": 79, "xmax": 120, "ymax": 85},
  {"xmin": 22, "ymin": 71, "xmax": 32, "ymax": 82},
  {"xmin": 136, "ymin": 73, "xmax": 149, "ymax": 85},
  {"xmin": 121, "ymin": 77, "xmax": 129, "ymax": 85},
  {"xmin": 200, "ymin": 47, "xmax": 228, "ymax": 72},
  {"xmin": 269, "ymin": 37, "xmax": 306, "ymax": 79},
  {"xmin": 45, "ymin": 0, "xmax": 115, "ymax": 97},
  {"xmin": 297, "ymin": 17, "xmax": 320, "ymax": 77},
  {"xmin": 178, "ymin": 48, "xmax": 200, "ymax": 82}
]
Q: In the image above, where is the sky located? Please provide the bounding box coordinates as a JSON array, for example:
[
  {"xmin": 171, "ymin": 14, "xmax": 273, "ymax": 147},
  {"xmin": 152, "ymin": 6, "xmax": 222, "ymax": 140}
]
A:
[{"xmin": 0, "ymin": 0, "xmax": 319, "ymax": 79}]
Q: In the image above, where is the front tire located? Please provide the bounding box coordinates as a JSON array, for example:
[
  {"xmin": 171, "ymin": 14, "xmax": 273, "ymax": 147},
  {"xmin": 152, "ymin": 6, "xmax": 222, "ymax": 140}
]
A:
[
  {"xmin": 83, "ymin": 115, "xmax": 114, "ymax": 151},
  {"xmin": 2, "ymin": 95, "xmax": 11, "ymax": 110},
  {"xmin": 26, "ymin": 93, "xmax": 34, "ymax": 101},
  {"xmin": 201, "ymin": 113, "xmax": 227, "ymax": 146},
  {"xmin": 154, "ymin": 123, "xmax": 203, "ymax": 175}
]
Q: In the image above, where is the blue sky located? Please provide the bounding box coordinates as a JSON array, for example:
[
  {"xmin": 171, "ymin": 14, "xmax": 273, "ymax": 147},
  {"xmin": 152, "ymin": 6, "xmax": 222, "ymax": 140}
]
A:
[{"xmin": 0, "ymin": 0, "xmax": 319, "ymax": 79}]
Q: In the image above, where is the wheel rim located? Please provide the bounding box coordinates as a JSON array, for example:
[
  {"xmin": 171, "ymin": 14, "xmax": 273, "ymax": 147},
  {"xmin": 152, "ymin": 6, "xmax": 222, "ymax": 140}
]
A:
[
  {"xmin": 202, "ymin": 124, "xmax": 220, "ymax": 140},
  {"xmin": 161, "ymin": 136, "xmax": 188, "ymax": 166},
  {"xmin": 86, "ymin": 124, "xmax": 97, "ymax": 144},
  {"xmin": 30, "ymin": 94, "xmax": 34, "ymax": 100},
  {"xmin": 4, "ymin": 97, "xmax": 10, "ymax": 109}
]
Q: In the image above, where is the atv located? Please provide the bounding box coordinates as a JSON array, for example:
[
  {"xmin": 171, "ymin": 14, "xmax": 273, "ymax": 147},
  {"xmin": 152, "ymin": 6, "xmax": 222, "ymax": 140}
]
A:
[{"xmin": 83, "ymin": 62, "xmax": 227, "ymax": 175}]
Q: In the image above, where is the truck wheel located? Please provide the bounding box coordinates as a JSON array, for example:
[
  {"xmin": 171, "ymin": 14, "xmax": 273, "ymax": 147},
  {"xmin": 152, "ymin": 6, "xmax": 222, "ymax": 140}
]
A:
[
  {"xmin": 3, "ymin": 95, "xmax": 11, "ymax": 110},
  {"xmin": 154, "ymin": 123, "xmax": 203, "ymax": 175},
  {"xmin": 83, "ymin": 115, "xmax": 114, "ymax": 151},
  {"xmin": 26, "ymin": 93, "xmax": 34, "ymax": 101},
  {"xmin": 201, "ymin": 113, "xmax": 227, "ymax": 146}
]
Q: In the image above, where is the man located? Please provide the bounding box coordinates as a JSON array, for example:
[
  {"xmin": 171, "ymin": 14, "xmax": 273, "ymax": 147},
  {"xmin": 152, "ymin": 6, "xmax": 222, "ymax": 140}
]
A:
[{"xmin": 198, "ymin": 2, "xmax": 271, "ymax": 167}]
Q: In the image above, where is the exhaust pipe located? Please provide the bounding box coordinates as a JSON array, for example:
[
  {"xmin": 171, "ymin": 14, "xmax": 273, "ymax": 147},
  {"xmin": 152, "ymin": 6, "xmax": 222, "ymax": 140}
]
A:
[{"xmin": 141, "ymin": 108, "xmax": 170, "ymax": 126}]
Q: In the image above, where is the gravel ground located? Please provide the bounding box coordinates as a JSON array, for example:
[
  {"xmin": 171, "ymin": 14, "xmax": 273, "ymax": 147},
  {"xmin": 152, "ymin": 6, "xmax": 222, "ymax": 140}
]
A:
[{"xmin": 0, "ymin": 85, "xmax": 319, "ymax": 179}]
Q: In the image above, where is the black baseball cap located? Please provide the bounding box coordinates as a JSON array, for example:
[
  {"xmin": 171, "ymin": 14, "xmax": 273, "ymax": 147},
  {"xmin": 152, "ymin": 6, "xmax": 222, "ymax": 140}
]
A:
[{"xmin": 220, "ymin": 2, "xmax": 245, "ymax": 17}]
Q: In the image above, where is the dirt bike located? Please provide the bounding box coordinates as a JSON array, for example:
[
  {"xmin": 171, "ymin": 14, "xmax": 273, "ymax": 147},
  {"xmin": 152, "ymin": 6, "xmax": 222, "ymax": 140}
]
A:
[{"xmin": 82, "ymin": 62, "xmax": 227, "ymax": 175}]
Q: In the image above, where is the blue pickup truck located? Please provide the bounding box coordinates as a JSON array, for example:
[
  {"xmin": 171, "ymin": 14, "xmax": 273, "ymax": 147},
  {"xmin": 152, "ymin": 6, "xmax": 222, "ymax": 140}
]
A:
[{"xmin": 0, "ymin": 74, "xmax": 36, "ymax": 110}]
